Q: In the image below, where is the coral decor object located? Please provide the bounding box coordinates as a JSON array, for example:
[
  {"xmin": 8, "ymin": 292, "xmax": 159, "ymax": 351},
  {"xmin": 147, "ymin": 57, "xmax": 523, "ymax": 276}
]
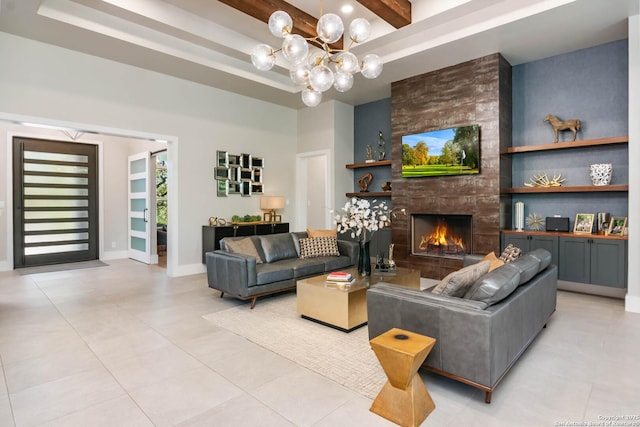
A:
[
  {"xmin": 524, "ymin": 172, "xmax": 565, "ymax": 188},
  {"xmin": 589, "ymin": 163, "xmax": 613, "ymax": 186},
  {"xmin": 526, "ymin": 213, "xmax": 545, "ymax": 231}
]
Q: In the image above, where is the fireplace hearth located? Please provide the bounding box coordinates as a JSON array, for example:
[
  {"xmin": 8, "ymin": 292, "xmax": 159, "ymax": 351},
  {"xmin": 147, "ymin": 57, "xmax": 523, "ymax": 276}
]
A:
[{"xmin": 411, "ymin": 214, "xmax": 472, "ymax": 259}]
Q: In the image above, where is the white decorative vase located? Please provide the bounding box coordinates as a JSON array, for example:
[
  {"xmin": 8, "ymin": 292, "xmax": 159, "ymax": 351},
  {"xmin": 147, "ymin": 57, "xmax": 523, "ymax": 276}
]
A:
[
  {"xmin": 590, "ymin": 163, "xmax": 613, "ymax": 186},
  {"xmin": 514, "ymin": 201, "xmax": 524, "ymax": 231}
]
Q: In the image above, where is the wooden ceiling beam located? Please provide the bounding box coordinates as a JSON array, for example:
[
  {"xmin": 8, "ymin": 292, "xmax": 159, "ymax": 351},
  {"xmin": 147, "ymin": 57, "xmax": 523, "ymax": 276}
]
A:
[
  {"xmin": 356, "ymin": 0, "xmax": 411, "ymax": 29},
  {"xmin": 217, "ymin": 0, "xmax": 342, "ymax": 50}
]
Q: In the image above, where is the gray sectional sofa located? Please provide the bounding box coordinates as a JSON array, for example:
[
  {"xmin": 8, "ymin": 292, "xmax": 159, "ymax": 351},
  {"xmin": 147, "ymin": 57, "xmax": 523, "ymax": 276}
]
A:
[
  {"xmin": 206, "ymin": 231, "xmax": 359, "ymax": 308},
  {"xmin": 366, "ymin": 249, "xmax": 557, "ymax": 403}
]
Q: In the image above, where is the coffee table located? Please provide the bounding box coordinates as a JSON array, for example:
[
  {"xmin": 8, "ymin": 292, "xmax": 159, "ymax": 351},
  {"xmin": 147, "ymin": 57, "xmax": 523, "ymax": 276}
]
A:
[{"xmin": 296, "ymin": 267, "xmax": 420, "ymax": 332}]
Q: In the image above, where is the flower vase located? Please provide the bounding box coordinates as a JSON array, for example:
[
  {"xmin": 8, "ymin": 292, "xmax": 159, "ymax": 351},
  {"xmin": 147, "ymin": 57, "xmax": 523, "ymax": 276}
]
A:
[{"xmin": 358, "ymin": 241, "xmax": 371, "ymax": 276}]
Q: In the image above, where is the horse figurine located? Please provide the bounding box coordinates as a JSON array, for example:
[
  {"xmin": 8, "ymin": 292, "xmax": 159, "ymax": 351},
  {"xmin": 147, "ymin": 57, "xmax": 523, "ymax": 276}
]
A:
[{"xmin": 543, "ymin": 114, "xmax": 581, "ymax": 143}]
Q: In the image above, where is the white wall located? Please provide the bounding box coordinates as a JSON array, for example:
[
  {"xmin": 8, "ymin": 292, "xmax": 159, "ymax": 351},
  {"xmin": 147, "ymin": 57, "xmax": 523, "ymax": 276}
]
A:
[
  {"xmin": 296, "ymin": 100, "xmax": 354, "ymax": 231},
  {"xmin": 0, "ymin": 32, "xmax": 297, "ymax": 276},
  {"xmin": 626, "ymin": 14, "xmax": 640, "ymax": 313},
  {"xmin": 333, "ymin": 101, "xmax": 355, "ymax": 210}
]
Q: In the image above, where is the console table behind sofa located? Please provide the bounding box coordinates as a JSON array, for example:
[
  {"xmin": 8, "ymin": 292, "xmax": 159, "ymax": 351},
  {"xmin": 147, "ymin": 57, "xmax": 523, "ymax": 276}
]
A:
[{"xmin": 202, "ymin": 223, "xmax": 289, "ymax": 263}]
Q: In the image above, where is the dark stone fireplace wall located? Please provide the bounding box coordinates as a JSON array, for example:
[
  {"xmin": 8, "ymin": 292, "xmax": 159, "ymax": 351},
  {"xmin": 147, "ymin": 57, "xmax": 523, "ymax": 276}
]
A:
[{"xmin": 390, "ymin": 53, "xmax": 513, "ymax": 279}]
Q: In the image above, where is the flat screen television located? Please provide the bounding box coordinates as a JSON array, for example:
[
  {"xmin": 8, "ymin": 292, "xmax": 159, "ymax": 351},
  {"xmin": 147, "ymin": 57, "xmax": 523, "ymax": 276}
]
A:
[{"xmin": 401, "ymin": 124, "xmax": 480, "ymax": 178}]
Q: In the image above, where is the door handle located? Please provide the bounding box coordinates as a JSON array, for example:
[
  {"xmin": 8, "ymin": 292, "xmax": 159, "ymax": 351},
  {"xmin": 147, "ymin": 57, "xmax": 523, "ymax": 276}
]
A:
[{"xmin": 144, "ymin": 208, "xmax": 149, "ymax": 223}]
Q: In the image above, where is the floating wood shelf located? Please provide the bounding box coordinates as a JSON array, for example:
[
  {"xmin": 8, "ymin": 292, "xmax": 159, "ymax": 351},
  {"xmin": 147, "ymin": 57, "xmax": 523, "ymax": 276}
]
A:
[
  {"xmin": 346, "ymin": 160, "xmax": 392, "ymax": 169},
  {"xmin": 504, "ymin": 136, "xmax": 627, "ymax": 154},
  {"xmin": 346, "ymin": 192, "xmax": 392, "ymax": 197},
  {"xmin": 502, "ymin": 229, "xmax": 627, "ymax": 240},
  {"xmin": 503, "ymin": 184, "xmax": 628, "ymax": 194}
]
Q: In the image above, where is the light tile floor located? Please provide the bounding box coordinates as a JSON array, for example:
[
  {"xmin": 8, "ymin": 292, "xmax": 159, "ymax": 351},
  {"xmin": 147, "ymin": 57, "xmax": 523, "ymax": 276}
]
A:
[{"xmin": 0, "ymin": 259, "xmax": 638, "ymax": 426}]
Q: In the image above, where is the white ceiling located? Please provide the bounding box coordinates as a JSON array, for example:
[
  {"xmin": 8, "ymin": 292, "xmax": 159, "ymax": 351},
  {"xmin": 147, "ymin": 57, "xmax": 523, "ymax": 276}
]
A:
[{"xmin": 0, "ymin": 0, "xmax": 637, "ymax": 109}]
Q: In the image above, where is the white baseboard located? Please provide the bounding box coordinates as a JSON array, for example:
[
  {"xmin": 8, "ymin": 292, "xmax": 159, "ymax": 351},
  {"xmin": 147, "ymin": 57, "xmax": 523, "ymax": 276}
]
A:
[
  {"xmin": 0, "ymin": 260, "xmax": 11, "ymax": 271},
  {"xmin": 170, "ymin": 262, "xmax": 206, "ymax": 278},
  {"xmin": 625, "ymin": 295, "xmax": 640, "ymax": 313},
  {"xmin": 102, "ymin": 250, "xmax": 128, "ymax": 260}
]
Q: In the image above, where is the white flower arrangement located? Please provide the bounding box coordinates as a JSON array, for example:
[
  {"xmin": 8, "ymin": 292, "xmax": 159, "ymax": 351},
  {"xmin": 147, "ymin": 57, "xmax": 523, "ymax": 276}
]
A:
[{"xmin": 334, "ymin": 197, "xmax": 402, "ymax": 241}]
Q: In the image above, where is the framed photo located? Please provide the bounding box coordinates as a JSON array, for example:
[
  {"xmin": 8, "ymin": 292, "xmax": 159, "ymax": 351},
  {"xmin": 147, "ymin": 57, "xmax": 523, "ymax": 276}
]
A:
[
  {"xmin": 573, "ymin": 213, "xmax": 594, "ymax": 234},
  {"xmin": 608, "ymin": 216, "xmax": 627, "ymax": 235}
]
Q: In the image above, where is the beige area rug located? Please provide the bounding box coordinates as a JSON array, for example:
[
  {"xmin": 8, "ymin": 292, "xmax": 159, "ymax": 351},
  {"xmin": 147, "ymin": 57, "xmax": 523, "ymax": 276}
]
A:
[{"xmin": 202, "ymin": 293, "xmax": 387, "ymax": 399}]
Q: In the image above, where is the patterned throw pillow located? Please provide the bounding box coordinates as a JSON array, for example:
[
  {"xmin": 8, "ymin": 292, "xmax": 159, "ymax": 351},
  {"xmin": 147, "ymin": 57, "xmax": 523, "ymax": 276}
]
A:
[
  {"xmin": 298, "ymin": 237, "xmax": 340, "ymax": 259},
  {"xmin": 431, "ymin": 260, "xmax": 491, "ymax": 297},
  {"xmin": 499, "ymin": 243, "xmax": 522, "ymax": 263},
  {"xmin": 225, "ymin": 238, "xmax": 264, "ymax": 263}
]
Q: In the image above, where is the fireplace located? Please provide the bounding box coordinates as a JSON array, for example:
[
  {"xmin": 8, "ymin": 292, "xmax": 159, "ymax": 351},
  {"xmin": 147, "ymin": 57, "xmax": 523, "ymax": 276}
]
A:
[{"xmin": 411, "ymin": 214, "xmax": 472, "ymax": 258}]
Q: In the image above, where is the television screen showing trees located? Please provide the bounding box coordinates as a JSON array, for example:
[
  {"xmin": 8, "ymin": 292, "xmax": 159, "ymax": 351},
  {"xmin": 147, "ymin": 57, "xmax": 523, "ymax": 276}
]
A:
[{"xmin": 401, "ymin": 125, "xmax": 480, "ymax": 178}]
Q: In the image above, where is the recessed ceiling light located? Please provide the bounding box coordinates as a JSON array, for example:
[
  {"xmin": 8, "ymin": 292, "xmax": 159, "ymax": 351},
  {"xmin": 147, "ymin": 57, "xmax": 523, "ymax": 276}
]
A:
[{"xmin": 341, "ymin": 4, "xmax": 354, "ymax": 14}]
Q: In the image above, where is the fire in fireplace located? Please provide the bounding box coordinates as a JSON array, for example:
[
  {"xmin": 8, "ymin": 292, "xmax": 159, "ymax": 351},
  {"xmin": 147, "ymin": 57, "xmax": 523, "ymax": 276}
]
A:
[{"xmin": 411, "ymin": 214, "xmax": 472, "ymax": 258}]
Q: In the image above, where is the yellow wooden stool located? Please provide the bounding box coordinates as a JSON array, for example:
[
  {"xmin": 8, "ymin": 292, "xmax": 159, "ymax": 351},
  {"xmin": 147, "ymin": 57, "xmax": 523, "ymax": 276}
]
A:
[{"xmin": 370, "ymin": 328, "xmax": 436, "ymax": 427}]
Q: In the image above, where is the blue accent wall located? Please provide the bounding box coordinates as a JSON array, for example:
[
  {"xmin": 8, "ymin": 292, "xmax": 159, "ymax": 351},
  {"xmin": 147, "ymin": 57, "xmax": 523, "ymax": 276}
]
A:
[
  {"xmin": 352, "ymin": 98, "xmax": 392, "ymax": 256},
  {"xmin": 353, "ymin": 98, "xmax": 392, "ymax": 193},
  {"xmin": 512, "ymin": 39, "xmax": 629, "ymax": 224},
  {"xmin": 512, "ymin": 39, "xmax": 628, "ymax": 145}
]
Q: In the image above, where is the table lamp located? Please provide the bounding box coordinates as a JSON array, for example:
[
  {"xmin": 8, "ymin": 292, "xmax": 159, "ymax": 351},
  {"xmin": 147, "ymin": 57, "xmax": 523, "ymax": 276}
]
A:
[{"xmin": 260, "ymin": 196, "xmax": 285, "ymax": 222}]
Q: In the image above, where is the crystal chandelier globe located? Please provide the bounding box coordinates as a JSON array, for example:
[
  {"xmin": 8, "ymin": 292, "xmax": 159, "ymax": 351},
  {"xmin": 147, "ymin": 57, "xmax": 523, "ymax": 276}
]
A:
[{"xmin": 251, "ymin": 9, "xmax": 383, "ymax": 107}]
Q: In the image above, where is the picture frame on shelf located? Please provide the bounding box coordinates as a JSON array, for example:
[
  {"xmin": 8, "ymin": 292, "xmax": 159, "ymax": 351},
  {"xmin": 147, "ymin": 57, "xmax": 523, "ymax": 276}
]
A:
[
  {"xmin": 608, "ymin": 216, "xmax": 627, "ymax": 236},
  {"xmin": 573, "ymin": 213, "xmax": 594, "ymax": 234}
]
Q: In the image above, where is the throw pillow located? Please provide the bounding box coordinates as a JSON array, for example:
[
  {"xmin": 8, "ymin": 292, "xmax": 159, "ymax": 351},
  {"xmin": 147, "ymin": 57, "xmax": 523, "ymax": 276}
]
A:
[
  {"xmin": 431, "ymin": 260, "xmax": 491, "ymax": 297},
  {"xmin": 499, "ymin": 243, "xmax": 522, "ymax": 263},
  {"xmin": 307, "ymin": 228, "xmax": 337, "ymax": 238},
  {"xmin": 259, "ymin": 234, "xmax": 298, "ymax": 263},
  {"xmin": 224, "ymin": 237, "xmax": 264, "ymax": 263},
  {"xmin": 482, "ymin": 251, "xmax": 505, "ymax": 272},
  {"xmin": 299, "ymin": 237, "xmax": 340, "ymax": 259}
]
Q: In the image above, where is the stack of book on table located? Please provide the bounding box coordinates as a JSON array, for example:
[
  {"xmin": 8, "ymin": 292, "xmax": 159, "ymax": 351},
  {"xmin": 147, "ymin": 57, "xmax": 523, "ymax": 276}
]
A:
[{"xmin": 325, "ymin": 271, "xmax": 355, "ymax": 288}]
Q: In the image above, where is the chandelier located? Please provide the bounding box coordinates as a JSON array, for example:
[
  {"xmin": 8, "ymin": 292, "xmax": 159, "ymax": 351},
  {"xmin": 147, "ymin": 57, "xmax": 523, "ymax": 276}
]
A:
[{"xmin": 250, "ymin": 7, "xmax": 383, "ymax": 107}]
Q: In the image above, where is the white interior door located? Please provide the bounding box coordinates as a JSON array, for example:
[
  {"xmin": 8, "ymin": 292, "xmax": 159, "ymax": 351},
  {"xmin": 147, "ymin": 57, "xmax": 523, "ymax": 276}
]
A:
[
  {"xmin": 128, "ymin": 151, "xmax": 153, "ymax": 264},
  {"xmin": 296, "ymin": 150, "xmax": 331, "ymax": 230},
  {"xmin": 306, "ymin": 155, "xmax": 328, "ymax": 229}
]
